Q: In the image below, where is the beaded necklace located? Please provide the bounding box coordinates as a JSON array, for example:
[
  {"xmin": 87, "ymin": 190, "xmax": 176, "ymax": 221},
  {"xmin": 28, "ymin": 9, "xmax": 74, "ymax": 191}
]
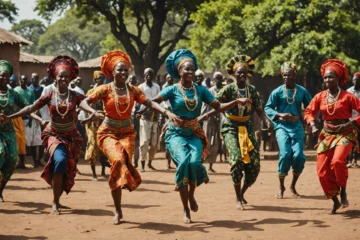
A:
[
  {"xmin": 178, "ymin": 83, "xmax": 198, "ymax": 111},
  {"xmin": 326, "ymin": 87, "xmax": 341, "ymax": 115},
  {"xmin": 284, "ymin": 85, "xmax": 297, "ymax": 105},
  {"xmin": 0, "ymin": 90, "xmax": 9, "ymax": 108},
  {"xmin": 55, "ymin": 89, "xmax": 70, "ymax": 119},
  {"xmin": 111, "ymin": 82, "xmax": 130, "ymax": 115}
]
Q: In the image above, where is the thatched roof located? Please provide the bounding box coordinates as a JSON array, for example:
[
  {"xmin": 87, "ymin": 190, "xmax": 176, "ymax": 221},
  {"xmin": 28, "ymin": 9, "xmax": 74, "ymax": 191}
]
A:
[
  {"xmin": 78, "ymin": 56, "xmax": 101, "ymax": 68},
  {"xmin": 0, "ymin": 28, "xmax": 33, "ymax": 45},
  {"xmin": 20, "ymin": 52, "xmax": 53, "ymax": 63}
]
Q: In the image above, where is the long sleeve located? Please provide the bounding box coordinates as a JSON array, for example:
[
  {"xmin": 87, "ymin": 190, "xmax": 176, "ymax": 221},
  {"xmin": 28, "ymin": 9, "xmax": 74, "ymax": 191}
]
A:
[
  {"xmin": 302, "ymin": 89, "xmax": 313, "ymax": 108},
  {"xmin": 264, "ymin": 90, "xmax": 279, "ymax": 121},
  {"xmin": 304, "ymin": 93, "xmax": 321, "ymax": 124}
]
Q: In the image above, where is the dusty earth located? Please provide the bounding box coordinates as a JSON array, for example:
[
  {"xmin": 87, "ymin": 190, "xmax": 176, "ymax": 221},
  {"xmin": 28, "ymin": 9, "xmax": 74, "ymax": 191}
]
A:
[{"xmin": 0, "ymin": 151, "xmax": 359, "ymax": 240}]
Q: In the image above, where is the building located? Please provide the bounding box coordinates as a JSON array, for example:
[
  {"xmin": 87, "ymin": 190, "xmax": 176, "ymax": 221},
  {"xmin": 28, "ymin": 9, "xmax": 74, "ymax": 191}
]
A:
[
  {"xmin": 20, "ymin": 52, "xmax": 54, "ymax": 79},
  {"xmin": 0, "ymin": 28, "xmax": 33, "ymax": 78},
  {"xmin": 78, "ymin": 56, "xmax": 102, "ymax": 91}
]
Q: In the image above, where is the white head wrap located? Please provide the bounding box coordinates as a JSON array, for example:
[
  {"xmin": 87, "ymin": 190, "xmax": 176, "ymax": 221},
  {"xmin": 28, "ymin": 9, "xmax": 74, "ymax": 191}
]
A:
[{"xmin": 195, "ymin": 69, "xmax": 205, "ymax": 76}]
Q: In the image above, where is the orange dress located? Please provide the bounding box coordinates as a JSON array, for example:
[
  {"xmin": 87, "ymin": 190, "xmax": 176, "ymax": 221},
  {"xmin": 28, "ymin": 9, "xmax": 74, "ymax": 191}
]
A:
[{"xmin": 88, "ymin": 83, "xmax": 147, "ymax": 191}]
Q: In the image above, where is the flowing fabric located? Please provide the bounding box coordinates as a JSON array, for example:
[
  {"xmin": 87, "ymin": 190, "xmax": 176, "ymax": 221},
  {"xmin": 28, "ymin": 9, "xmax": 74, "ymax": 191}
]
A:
[
  {"xmin": 87, "ymin": 84, "xmax": 147, "ymax": 191},
  {"xmin": 264, "ymin": 84, "xmax": 312, "ymax": 176},
  {"xmin": 0, "ymin": 88, "xmax": 27, "ymax": 181},
  {"xmin": 216, "ymin": 83, "xmax": 261, "ymax": 185},
  {"xmin": 41, "ymin": 124, "xmax": 82, "ymax": 194},
  {"xmin": 35, "ymin": 90, "xmax": 85, "ymax": 193},
  {"xmin": 304, "ymin": 89, "xmax": 360, "ymax": 198},
  {"xmin": 159, "ymin": 84, "xmax": 215, "ymax": 189},
  {"xmin": 12, "ymin": 117, "xmax": 26, "ymax": 154}
]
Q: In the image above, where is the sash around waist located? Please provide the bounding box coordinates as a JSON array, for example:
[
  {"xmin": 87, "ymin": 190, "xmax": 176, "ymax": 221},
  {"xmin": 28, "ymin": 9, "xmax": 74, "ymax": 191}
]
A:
[
  {"xmin": 103, "ymin": 116, "xmax": 132, "ymax": 129},
  {"xmin": 50, "ymin": 121, "xmax": 76, "ymax": 133}
]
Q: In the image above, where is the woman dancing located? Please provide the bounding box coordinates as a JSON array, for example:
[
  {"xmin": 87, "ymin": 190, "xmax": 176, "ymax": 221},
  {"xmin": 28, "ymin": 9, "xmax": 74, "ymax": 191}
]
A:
[
  {"xmin": 0, "ymin": 60, "xmax": 29, "ymax": 202},
  {"xmin": 152, "ymin": 49, "xmax": 251, "ymax": 223},
  {"xmin": 0, "ymin": 56, "xmax": 95, "ymax": 214},
  {"xmin": 304, "ymin": 59, "xmax": 360, "ymax": 214},
  {"xmin": 80, "ymin": 50, "xmax": 176, "ymax": 224}
]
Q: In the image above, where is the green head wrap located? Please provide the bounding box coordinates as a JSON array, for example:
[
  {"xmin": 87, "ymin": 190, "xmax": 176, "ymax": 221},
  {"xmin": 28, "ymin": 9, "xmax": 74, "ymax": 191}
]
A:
[{"xmin": 0, "ymin": 60, "xmax": 13, "ymax": 75}]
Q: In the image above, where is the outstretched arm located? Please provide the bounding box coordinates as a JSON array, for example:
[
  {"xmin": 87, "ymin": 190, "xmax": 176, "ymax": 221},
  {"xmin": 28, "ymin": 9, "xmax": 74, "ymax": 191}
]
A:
[
  {"xmin": 0, "ymin": 104, "xmax": 41, "ymax": 122},
  {"xmin": 142, "ymin": 99, "xmax": 181, "ymax": 123}
]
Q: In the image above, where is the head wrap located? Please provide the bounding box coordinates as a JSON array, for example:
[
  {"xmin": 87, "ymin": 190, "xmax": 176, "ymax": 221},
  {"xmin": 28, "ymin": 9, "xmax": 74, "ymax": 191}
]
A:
[
  {"xmin": 93, "ymin": 70, "xmax": 104, "ymax": 80},
  {"xmin": 353, "ymin": 72, "xmax": 360, "ymax": 78},
  {"xmin": 320, "ymin": 59, "xmax": 349, "ymax": 86},
  {"xmin": 195, "ymin": 69, "xmax": 204, "ymax": 76},
  {"xmin": 10, "ymin": 74, "xmax": 17, "ymax": 82},
  {"xmin": 226, "ymin": 55, "xmax": 255, "ymax": 76},
  {"xmin": 213, "ymin": 71, "xmax": 224, "ymax": 79},
  {"xmin": 47, "ymin": 55, "xmax": 79, "ymax": 80},
  {"xmin": 101, "ymin": 50, "xmax": 131, "ymax": 78},
  {"xmin": 281, "ymin": 62, "xmax": 297, "ymax": 75},
  {"xmin": 165, "ymin": 49, "xmax": 198, "ymax": 79},
  {"xmin": 144, "ymin": 68, "xmax": 154, "ymax": 75},
  {"xmin": 0, "ymin": 60, "xmax": 13, "ymax": 75}
]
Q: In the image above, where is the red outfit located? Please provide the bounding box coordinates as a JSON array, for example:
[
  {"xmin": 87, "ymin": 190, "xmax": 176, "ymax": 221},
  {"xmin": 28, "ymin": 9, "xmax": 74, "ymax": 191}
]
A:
[{"xmin": 304, "ymin": 90, "xmax": 360, "ymax": 198}]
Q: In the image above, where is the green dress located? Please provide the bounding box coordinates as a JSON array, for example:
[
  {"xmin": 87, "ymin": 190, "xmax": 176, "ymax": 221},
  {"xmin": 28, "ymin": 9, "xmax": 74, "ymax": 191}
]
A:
[
  {"xmin": 0, "ymin": 88, "xmax": 28, "ymax": 181},
  {"xmin": 216, "ymin": 83, "xmax": 261, "ymax": 185}
]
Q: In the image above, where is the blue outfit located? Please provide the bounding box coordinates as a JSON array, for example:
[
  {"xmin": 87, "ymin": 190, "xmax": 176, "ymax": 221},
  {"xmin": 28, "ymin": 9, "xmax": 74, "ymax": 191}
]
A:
[
  {"xmin": 29, "ymin": 84, "xmax": 44, "ymax": 100},
  {"xmin": 160, "ymin": 84, "xmax": 215, "ymax": 189},
  {"xmin": 52, "ymin": 144, "xmax": 67, "ymax": 174},
  {"xmin": 264, "ymin": 84, "xmax": 312, "ymax": 176}
]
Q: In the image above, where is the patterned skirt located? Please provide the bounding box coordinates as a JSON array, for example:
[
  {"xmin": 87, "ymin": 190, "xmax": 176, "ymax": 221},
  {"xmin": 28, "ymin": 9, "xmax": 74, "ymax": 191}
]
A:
[
  {"xmin": 97, "ymin": 117, "xmax": 141, "ymax": 191},
  {"xmin": 41, "ymin": 122, "xmax": 82, "ymax": 194}
]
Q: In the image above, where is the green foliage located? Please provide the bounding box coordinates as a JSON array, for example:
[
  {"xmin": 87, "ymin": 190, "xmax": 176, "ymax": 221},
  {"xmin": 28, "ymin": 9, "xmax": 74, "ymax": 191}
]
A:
[
  {"xmin": 188, "ymin": 0, "xmax": 360, "ymax": 77},
  {"xmin": 11, "ymin": 20, "xmax": 47, "ymax": 54},
  {"xmin": 37, "ymin": 9, "xmax": 109, "ymax": 61},
  {"xmin": 35, "ymin": 0, "xmax": 206, "ymax": 78},
  {"xmin": 0, "ymin": 0, "xmax": 17, "ymax": 23}
]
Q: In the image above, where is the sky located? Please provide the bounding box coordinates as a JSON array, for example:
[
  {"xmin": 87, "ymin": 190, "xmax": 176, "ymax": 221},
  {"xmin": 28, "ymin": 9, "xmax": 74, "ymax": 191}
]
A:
[{"xmin": 2, "ymin": 0, "xmax": 62, "ymax": 30}]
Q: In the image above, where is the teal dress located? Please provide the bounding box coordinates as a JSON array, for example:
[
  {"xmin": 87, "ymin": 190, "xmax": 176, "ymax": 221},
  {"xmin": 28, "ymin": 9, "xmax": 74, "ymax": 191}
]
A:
[
  {"xmin": 160, "ymin": 84, "xmax": 215, "ymax": 189},
  {"xmin": 216, "ymin": 83, "xmax": 261, "ymax": 186},
  {"xmin": 0, "ymin": 88, "xmax": 28, "ymax": 181},
  {"xmin": 264, "ymin": 84, "xmax": 312, "ymax": 176}
]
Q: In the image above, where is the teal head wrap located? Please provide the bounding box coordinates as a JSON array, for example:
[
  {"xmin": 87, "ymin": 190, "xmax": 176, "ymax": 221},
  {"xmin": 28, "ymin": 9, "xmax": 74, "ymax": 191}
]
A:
[{"xmin": 165, "ymin": 49, "xmax": 198, "ymax": 79}]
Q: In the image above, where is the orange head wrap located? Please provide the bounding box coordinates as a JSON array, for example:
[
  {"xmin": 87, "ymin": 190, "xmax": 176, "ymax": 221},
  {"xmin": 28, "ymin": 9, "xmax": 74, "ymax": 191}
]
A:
[
  {"xmin": 101, "ymin": 50, "xmax": 131, "ymax": 78},
  {"xmin": 320, "ymin": 59, "xmax": 349, "ymax": 86},
  {"xmin": 93, "ymin": 70, "xmax": 104, "ymax": 80}
]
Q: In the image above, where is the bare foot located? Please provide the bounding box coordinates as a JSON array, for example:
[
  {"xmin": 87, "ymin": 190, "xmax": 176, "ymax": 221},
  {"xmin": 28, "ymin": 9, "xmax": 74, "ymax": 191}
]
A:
[
  {"xmin": 189, "ymin": 196, "xmax": 198, "ymax": 212},
  {"xmin": 51, "ymin": 203, "xmax": 61, "ymax": 215},
  {"xmin": 290, "ymin": 185, "xmax": 301, "ymax": 199},
  {"xmin": 240, "ymin": 195, "xmax": 248, "ymax": 204},
  {"xmin": 92, "ymin": 177, "xmax": 98, "ymax": 181},
  {"xmin": 340, "ymin": 193, "xmax": 349, "ymax": 208},
  {"xmin": 112, "ymin": 210, "xmax": 123, "ymax": 225},
  {"xmin": 329, "ymin": 201, "xmax": 341, "ymax": 214},
  {"xmin": 208, "ymin": 168, "xmax": 216, "ymax": 173},
  {"xmin": 236, "ymin": 199, "xmax": 244, "ymax": 210},
  {"xmin": 276, "ymin": 187, "xmax": 286, "ymax": 199},
  {"xmin": 58, "ymin": 203, "xmax": 71, "ymax": 209},
  {"xmin": 183, "ymin": 209, "xmax": 191, "ymax": 224},
  {"xmin": 0, "ymin": 196, "xmax": 4, "ymax": 202},
  {"xmin": 148, "ymin": 164, "xmax": 157, "ymax": 171}
]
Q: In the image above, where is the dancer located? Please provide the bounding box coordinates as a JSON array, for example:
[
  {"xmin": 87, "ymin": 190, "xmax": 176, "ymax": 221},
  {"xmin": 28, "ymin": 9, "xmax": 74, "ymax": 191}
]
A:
[
  {"xmin": 0, "ymin": 60, "xmax": 29, "ymax": 202},
  {"xmin": 84, "ymin": 71, "xmax": 108, "ymax": 180},
  {"xmin": 264, "ymin": 62, "xmax": 312, "ymax": 199},
  {"xmin": 152, "ymin": 49, "xmax": 250, "ymax": 223},
  {"xmin": 80, "ymin": 50, "xmax": 176, "ymax": 224},
  {"xmin": 346, "ymin": 72, "xmax": 360, "ymax": 168},
  {"xmin": 0, "ymin": 55, "xmax": 92, "ymax": 214},
  {"xmin": 204, "ymin": 55, "xmax": 270, "ymax": 210},
  {"xmin": 304, "ymin": 59, "xmax": 360, "ymax": 214}
]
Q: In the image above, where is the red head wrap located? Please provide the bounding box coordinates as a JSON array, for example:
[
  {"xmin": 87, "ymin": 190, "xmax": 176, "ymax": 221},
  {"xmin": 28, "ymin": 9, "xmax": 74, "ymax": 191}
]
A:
[
  {"xmin": 47, "ymin": 55, "xmax": 79, "ymax": 80},
  {"xmin": 354, "ymin": 72, "xmax": 360, "ymax": 78},
  {"xmin": 320, "ymin": 59, "xmax": 349, "ymax": 86},
  {"xmin": 101, "ymin": 50, "xmax": 131, "ymax": 78}
]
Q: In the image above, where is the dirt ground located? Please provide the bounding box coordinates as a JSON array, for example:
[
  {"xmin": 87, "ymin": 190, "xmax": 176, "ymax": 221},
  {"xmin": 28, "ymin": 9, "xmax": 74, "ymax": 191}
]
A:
[{"xmin": 0, "ymin": 151, "xmax": 359, "ymax": 240}]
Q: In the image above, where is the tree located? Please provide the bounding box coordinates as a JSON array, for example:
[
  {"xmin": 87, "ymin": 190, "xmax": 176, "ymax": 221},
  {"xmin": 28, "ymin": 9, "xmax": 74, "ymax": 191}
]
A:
[
  {"xmin": 0, "ymin": 0, "xmax": 17, "ymax": 23},
  {"xmin": 11, "ymin": 20, "xmax": 47, "ymax": 54},
  {"xmin": 35, "ymin": 0, "xmax": 206, "ymax": 79},
  {"xmin": 188, "ymin": 0, "xmax": 360, "ymax": 92},
  {"xmin": 37, "ymin": 10, "xmax": 109, "ymax": 61}
]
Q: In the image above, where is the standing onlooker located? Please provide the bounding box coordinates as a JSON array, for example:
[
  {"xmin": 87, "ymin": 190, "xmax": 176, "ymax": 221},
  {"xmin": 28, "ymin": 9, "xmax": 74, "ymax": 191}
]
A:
[
  {"xmin": 129, "ymin": 75, "xmax": 140, "ymax": 168},
  {"xmin": 346, "ymin": 72, "xmax": 360, "ymax": 168},
  {"xmin": 202, "ymin": 71, "xmax": 224, "ymax": 172},
  {"xmin": 28, "ymin": 72, "xmax": 45, "ymax": 167},
  {"xmin": 195, "ymin": 69, "xmax": 205, "ymax": 86},
  {"xmin": 14, "ymin": 75, "xmax": 36, "ymax": 168},
  {"xmin": 138, "ymin": 68, "xmax": 161, "ymax": 172}
]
